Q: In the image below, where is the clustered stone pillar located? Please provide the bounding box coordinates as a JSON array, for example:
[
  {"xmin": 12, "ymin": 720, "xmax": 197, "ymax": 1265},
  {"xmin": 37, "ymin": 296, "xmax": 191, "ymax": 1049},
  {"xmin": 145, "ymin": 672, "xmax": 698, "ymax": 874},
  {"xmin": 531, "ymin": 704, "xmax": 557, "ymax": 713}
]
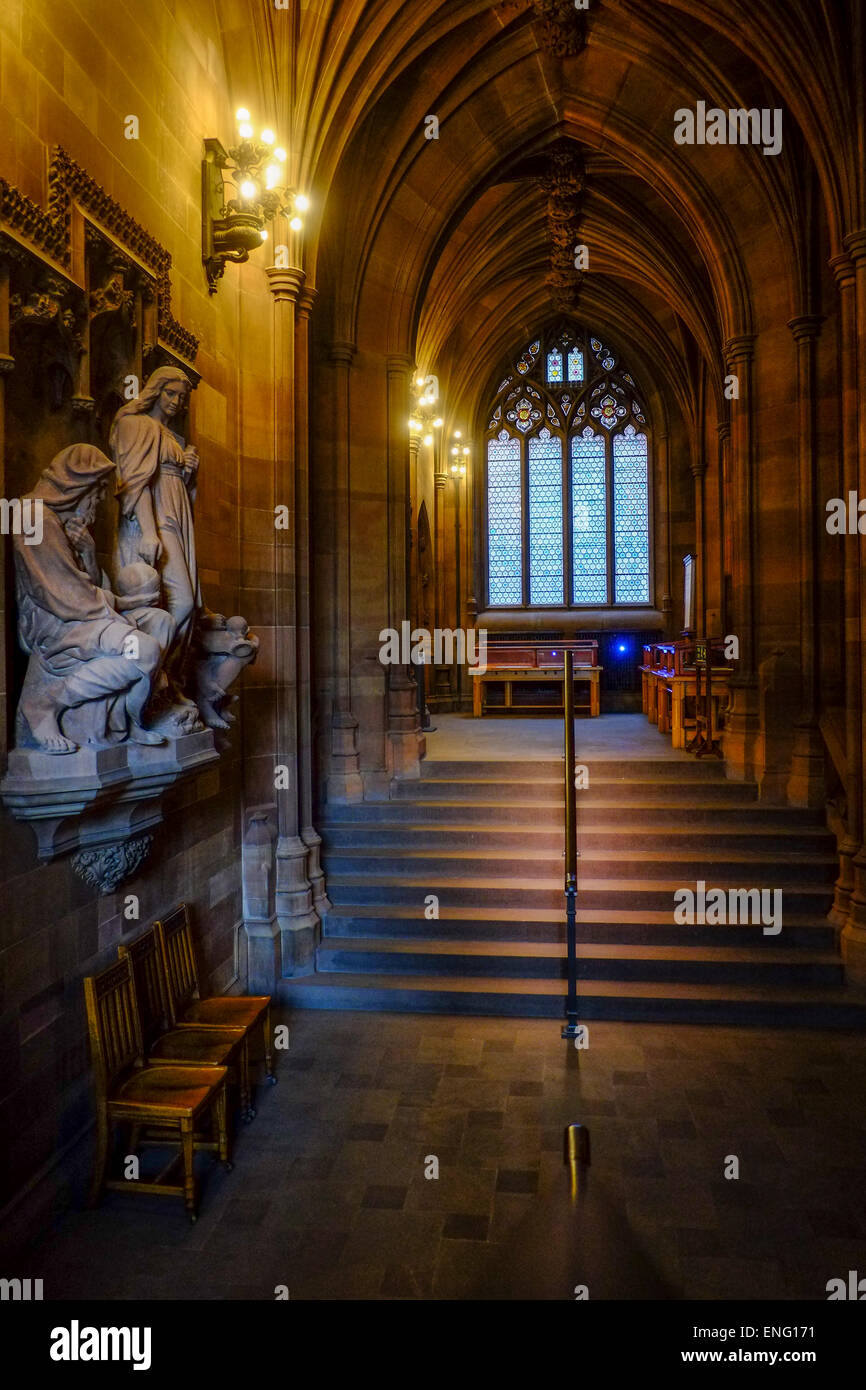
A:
[
  {"xmin": 0, "ymin": 263, "xmax": 12, "ymax": 762},
  {"xmin": 296, "ymin": 286, "xmax": 329, "ymax": 913},
  {"xmin": 656, "ymin": 429, "xmax": 673, "ymax": 626},
  {"xmin": 326, "ymin": 341, "xmax": 364, "ymax": 802},
  {"xmin": 385, "ymin": 353, "xmax": 421, "ymax": 777},
  {"xmin": 432, "ymin": 436, "xmax": 450, "ymax": 705},
  {"xmin": 829, "ymin": 249, "xmax": 860, "ymax": 929},
  {"xmin": 839, "ymin": 231, "xmax": 866, "ymax": 983},
  {"xmin": 266, "ymin": 262, "xmax": 318, "ymax": 975},
  {"xmin": 721, "ymin": 334, "xmax": 759, "ymax": 780},
  {"xmin": 787, "ymin": 313, "xmax": 825, "ymax": 808}
]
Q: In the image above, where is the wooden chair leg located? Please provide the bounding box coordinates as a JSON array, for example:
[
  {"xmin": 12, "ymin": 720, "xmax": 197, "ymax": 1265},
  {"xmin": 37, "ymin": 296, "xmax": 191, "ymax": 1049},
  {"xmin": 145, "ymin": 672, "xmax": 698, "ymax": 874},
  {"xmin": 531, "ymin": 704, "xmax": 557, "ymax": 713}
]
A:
[
  {"xmin": 263, "ymin": 1006, "xmax": 276, "ymax": 1084},
  {"xmin": 241, "ymin": 1038, "xmax": 255, "ymax": 1121},
  {"xmin": 181, "ymin": 1118, "xmax": 197, "ymax": 1223},
  {"xmin": 216, "ymin": 1086, "xmax": 232, "ymax": 1171},
  {"xmin": 88, "ymin": 1109, "xmax": 110, "ymax": 1208}
]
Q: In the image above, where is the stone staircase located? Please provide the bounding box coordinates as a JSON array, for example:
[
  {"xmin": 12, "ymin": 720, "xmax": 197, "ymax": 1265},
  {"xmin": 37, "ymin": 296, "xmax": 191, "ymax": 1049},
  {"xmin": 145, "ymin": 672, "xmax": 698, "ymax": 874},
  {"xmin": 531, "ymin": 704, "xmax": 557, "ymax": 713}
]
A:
[{"xmin": 279, "ymin": 756, "xmax": 866, "ymax": 1026}]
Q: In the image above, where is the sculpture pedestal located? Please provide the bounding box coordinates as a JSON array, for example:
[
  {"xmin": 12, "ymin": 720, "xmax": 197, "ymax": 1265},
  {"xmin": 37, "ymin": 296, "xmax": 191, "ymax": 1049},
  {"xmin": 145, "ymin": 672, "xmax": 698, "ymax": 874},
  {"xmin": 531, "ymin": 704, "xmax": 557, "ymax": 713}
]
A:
[{"xmin": 0, "ymin": 731, "xmax": 219, "ymax": 890}]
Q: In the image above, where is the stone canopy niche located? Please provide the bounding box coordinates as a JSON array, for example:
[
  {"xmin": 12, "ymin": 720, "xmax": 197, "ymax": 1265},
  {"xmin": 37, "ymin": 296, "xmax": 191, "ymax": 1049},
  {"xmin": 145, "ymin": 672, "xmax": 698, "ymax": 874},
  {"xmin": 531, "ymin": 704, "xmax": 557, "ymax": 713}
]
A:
[{"xmin": 0, "ymin": 151, "xmax": 257, "ymax": 891}]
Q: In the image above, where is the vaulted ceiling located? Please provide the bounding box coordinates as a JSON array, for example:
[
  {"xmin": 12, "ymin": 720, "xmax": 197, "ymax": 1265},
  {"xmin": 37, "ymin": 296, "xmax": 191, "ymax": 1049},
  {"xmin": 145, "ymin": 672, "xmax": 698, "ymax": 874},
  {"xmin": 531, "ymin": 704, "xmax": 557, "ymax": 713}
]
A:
[{"xmin": 214, "ymin": 0, "xmax": 862, "ymax": 440}]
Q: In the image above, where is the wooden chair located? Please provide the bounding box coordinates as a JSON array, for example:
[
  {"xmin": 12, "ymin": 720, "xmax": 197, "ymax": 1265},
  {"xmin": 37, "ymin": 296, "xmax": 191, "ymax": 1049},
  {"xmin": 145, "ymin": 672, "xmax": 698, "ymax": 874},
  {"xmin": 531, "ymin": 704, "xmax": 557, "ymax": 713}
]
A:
[
  {"xmin": 156, "ymin": 904, "xmax": 275, "ymax": 1104},
  {"xmin": 118, "ymin": 927, "xmax": 253, "ymax": 1121},
  {"xmin": 84, "ymin": 956, "xmax": 231, "ymax": 1222}
]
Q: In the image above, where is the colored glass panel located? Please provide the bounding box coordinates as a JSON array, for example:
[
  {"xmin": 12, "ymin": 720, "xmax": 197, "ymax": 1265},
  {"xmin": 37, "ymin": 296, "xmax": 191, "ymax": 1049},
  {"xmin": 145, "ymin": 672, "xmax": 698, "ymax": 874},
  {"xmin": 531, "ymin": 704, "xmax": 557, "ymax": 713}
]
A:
[
  {"xmin": 567, "ymin": 348, "xmax": 583, "ymax": 382},
  {"xmin": 547, "ymin": 349, "xmax": 563, "ymax": 383},
  {"xmin": 528, "ymin": 430, "xmax": 564, "ymax": 604},
  {"xmin": 487, "ymin": 431, "xmax": 522, "ymax": 604},
  {"xmin": 613, "ymin": 427, "xmax": 650, "ymax": 602},
  {"xmin": 571, "ymin": 429, "xmax": 607, "ymax": 604}
]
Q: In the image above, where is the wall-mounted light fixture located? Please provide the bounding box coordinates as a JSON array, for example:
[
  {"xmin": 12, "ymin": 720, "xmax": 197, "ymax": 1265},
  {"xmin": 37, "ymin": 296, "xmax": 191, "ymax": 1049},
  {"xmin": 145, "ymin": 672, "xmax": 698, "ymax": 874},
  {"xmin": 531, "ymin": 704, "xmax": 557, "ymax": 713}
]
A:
[{"xmin": 202, "ymin": 108, "xmax": 310, "ymax": 293}]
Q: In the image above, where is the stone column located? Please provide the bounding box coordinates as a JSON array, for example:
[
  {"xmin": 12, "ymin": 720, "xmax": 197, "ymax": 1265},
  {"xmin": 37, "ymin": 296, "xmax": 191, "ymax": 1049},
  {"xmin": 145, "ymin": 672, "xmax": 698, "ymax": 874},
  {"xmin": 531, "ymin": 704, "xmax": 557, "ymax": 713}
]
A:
[
  {"xmin": 721, "ymin": 334, "xmax": 759, "ymax": 780},
  {"xmin": 431, "ymin": 434, "xmax": 451, "ymax": 704},
  {"xmin": 385, "ymin": 354, "xmax": 421, "ymax": 778},
  {"xmin": 326, "ymin": 341, "xmax": 364, "ymax": 802},
  {"xmin": 840, "ymin": 231, "xmax": 866, "ymax": 981},
  {"xmin": 266, "ymin": 264, "xmax": 318, "ymax": 974},
  {"xmin": 787, "ymin": 314, "xmax": 826, "ymax": 807},
  {"xmin": 296, "ymin": 286, "xmax": 329, "ymax": 911},
  {"xmin": 656, "ymin": 430, "xmax": 673, "ymax": 626},
  {"xmin": 717, "ymin": 422, "xmax": 731, "ymax": 632},
  {"xmin": 829, "ymin": 250, "xmax": 860, "ymax": 926},
  {"xmin": 0, "ymin": 263, "xmax": 13, "ymax": 766},
  {"xmin": 691, "ymin": 454, "xmax": 707, "ymax": 636}
]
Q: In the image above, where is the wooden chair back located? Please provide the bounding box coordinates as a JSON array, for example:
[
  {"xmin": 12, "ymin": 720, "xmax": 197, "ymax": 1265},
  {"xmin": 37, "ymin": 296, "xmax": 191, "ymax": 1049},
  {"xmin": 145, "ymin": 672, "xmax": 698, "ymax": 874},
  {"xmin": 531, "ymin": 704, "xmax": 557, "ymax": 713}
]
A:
[
  {"xmin": 155, "ymin": 903, "xmax": 201, "ymax": 1024},
  {"xmin": 118, "ymin": 927, "xmax": 170, "ymax": 1051},
  {"xmin": 83, "ymin": 957, "xmax": 145, "ymax": 1098}
]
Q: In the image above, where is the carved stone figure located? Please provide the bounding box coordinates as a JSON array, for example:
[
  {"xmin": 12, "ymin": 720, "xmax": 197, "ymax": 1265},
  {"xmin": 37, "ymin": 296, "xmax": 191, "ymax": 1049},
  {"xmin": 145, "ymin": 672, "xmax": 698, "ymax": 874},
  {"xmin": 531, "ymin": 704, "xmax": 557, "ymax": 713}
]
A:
[
  {"xmin": 110, "ymin": 367, "xmax": 257, "ymax": 732},
  {"xmin": 110, "ymin": 367, "xmax": 202, "ymax": 696},
  {"xmin": 12, "ymin": 445, "xmax": 174, "ymax": 754},
  {"xmin": 193, "ymin": 615, "xmax": 260, "ymax": 730}
]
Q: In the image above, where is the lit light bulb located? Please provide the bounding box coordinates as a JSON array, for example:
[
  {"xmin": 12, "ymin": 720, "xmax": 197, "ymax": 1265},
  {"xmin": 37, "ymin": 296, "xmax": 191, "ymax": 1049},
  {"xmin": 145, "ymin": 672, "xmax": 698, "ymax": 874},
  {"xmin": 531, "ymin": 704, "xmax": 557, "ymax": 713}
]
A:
[
  {"xmin": 433, "ymin": 417, "xmax": 443, "ymax": 428},
  {"xmin": 416, "ymin": 376, "xmax": 425, "ymax": 387},
  {"xmin": 423, "ymin": 434, "xmax": 433, "ymax": 446},
  {"xmin": 290, "ymin": 215, "xmax": 303, "ymax": 231},
  {"xmin": 260, "ymin": 229, "xmax": 268, "ymax": 241},
  {"xmin": 451, "ymin": 446, "xmax": 458, "ymax": 456},
  {"xmin": 295, "ymin": 194, "xmax": 310, "ymax": 212},
  {"xmin": 261, "ymin": 128, "xmax": 275, "ymax": 145},
  {"xmin": 240, "ymin": 179, "xmax": 257, "ymax": 200},
  {"xmin": 274, "ymin": 147, "xmax": 287, "ymax": 162},
  {"xmin": 265, "ymin": 166, "xmax": 280, "ymax": 189},
  {"xmin": 454, "ymin": 430, "xmax": 462, "ymax": 439},
  {"xmin": 235, "ymin": 107, "xmax": 250, "ymax": 122},
  {"xmin": 238, "ymin": 123, "xmax": 254, "ymax": 140},
  {"xmin": 462, "ymin": 447, "xmax": 470, "ymax": 456}
]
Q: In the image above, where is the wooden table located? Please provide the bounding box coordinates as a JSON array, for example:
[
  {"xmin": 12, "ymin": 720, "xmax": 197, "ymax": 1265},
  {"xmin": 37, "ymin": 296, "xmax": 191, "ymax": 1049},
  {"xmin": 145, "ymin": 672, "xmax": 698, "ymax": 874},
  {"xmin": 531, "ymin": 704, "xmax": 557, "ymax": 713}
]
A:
[{"xmin": 472, "ymin": 666, "xmax": 602, "ymax": 717}]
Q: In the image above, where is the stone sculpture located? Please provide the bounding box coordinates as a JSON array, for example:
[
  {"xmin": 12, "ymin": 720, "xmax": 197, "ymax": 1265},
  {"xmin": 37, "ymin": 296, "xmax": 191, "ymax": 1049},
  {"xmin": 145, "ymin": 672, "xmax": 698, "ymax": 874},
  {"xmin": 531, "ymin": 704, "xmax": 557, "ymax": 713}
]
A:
[
  {"xmin": 110, "ymin": 368, "xmax": 257, "ymax": 731},
  {"xmin": 12, "ymin": 445, "xmax": 174, "ymax": 754}
]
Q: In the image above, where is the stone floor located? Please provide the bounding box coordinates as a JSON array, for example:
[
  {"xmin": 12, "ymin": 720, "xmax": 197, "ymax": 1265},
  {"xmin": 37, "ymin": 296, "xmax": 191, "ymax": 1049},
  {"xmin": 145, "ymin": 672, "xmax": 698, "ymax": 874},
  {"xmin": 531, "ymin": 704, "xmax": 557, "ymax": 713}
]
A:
[
  {"xmin": 425, "ymin": 712, "xmax": 695, "ymax": 761},
  {"xmin": 13, "ymin": 1008, "xmax": 866, "ymax": 1300}
]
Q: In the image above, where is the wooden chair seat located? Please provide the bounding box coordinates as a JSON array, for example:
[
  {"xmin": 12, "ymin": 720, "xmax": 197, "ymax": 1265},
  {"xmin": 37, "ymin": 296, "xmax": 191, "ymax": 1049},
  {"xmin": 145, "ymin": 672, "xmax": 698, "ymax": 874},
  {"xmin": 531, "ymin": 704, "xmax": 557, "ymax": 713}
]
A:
[
  {"xmin": 84, "ymin": 957, "xmax": 231, "ymax": 1222},
  {"xmin": 156, "ymin": 904, "xmax": 275, "ymax": 1094},
  {"xmin": 119, "ymin": 928, "xmax": 252, "ymax": 1120},
  {"xmin": 110, "ymin": 1064, "xmax": 228, "ymax": 1116}
]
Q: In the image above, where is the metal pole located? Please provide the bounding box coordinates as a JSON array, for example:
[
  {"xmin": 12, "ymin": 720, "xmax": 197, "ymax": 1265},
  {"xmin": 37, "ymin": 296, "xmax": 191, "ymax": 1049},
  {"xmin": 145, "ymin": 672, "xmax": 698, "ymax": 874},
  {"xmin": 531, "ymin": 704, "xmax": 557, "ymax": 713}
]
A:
[{"xmin": 562, "ymin": 650, "xmax": 580, "ymax": 1040}]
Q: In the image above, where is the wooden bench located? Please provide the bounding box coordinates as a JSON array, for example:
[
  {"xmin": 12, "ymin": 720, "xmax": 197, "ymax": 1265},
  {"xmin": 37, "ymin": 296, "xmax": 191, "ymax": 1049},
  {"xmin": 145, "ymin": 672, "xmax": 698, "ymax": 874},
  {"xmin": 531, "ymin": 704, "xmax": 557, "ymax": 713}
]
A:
[{"xmin": 472, "ymin": 640, "xmax": 601, "ymax": 717}]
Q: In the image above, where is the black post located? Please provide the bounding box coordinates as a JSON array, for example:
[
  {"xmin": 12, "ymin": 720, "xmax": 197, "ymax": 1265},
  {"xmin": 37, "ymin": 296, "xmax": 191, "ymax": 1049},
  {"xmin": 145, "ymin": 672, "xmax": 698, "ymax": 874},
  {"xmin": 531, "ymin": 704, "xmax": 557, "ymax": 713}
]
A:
[{"xmin": 562, "ymin": 650, "xmax": 580, "ymax": 1040}]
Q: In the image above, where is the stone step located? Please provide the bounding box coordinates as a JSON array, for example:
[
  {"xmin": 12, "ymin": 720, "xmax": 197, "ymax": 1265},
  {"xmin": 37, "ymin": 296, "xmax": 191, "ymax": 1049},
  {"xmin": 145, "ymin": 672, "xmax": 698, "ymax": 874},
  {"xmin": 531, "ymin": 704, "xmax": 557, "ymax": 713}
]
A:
[
  {"xmin": 316, "ymin": 936, "xmax": 844, "ymax": 986},
  {"xmin": 325, "ymin": 873, "xmax": 834, "ymax": 914},
  {"xmin": 416, "ymin": 758, "xmax": 730, "ymax": 780},
  {"xmin": 320, "ymin": 904, "xmax": 838, "ymax": 948},
  {"xmin": 323, "ymin": 799, "xmax": 824, "ymax": 827},
  {"xmin": 321, "ymin": 822, "xmax": 833, "ymax": 854},
  {"xmin": 392, "ymin": 777, "xmax": 759, "ymax": 803},
  {"xmin": 322, "ymin": 846, "xmax": 837, "ymax": 884},
  {"xmin": 278, "ymin": 972, "xmax": 866, "ymax": 1028}
]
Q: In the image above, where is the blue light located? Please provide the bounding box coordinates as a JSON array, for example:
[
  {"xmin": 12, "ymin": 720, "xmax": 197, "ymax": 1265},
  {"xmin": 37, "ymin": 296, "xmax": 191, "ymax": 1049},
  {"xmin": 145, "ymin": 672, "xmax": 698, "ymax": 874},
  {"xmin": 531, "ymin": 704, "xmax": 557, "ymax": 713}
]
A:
[{"xmin": 617, "ymin": 643, "xmax": 627, "ymax": 654}]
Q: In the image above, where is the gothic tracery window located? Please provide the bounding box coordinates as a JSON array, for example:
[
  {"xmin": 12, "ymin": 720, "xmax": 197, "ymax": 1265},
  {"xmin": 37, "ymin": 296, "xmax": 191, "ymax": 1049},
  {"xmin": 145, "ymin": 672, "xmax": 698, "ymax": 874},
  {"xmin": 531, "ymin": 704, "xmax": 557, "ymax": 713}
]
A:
[{"xmin": 485, "ymin": 326, "xmax": 651, "ymax": 607}]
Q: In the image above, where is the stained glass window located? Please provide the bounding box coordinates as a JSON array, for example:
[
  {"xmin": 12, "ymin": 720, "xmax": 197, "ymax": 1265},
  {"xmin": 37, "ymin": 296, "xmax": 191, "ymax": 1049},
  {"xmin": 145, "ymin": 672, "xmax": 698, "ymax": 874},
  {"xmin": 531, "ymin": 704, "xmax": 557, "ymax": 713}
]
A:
[
  {"xmin": 613, "ymin": 427, "xmax": 650, "ymax": 602},
  {"xmin": 485, "ymin": 329, "xmax": 651, "ymax": 610},
  {"xmin": 528, "ymin": 430, "xmax": 564, "ymax": 604},
  {"xmin": 487, "ymin": 430, "xmax": 523, "ymax": 605},
  {"xmin": 571, "ymin": 428, "xmax": 607, "ymax": 604}
]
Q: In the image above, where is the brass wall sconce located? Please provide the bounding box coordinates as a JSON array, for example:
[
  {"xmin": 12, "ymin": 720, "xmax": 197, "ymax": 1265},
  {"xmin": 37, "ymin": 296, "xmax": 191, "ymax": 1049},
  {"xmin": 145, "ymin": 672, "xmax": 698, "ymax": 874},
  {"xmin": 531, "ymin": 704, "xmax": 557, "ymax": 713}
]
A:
[{"xmin": 202, "ymin": 109, "xmax": 310, "ymax": 293}]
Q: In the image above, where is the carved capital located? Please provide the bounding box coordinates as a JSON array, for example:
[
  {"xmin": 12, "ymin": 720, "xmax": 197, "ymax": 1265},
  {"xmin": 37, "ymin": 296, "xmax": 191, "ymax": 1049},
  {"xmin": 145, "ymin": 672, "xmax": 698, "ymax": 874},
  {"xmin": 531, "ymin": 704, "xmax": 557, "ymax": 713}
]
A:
[
  {"xmin": 843, "ymin": 229, "xmax": 866, "ymax": 263},
  {"xmin": 829, "ymin": 251, "xmax": 855, "ymax": 288},
  {"xmin": 297, "ymin": 285, "xmax": 318, "ymax": 321},
  {"xmin": 329, "ymin": 339, "xmax": 357, "ymax": 367},
  {"xmin": 787, "ymin": 314, "xmax": 824, "ymax": 343},
  {"xmin": 266, "ymin": 264, "xmax": 305, "ymax": 302},
  {"xmin": 724, "ymin": 333, "xmax": 755, "ymax": 366}
]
